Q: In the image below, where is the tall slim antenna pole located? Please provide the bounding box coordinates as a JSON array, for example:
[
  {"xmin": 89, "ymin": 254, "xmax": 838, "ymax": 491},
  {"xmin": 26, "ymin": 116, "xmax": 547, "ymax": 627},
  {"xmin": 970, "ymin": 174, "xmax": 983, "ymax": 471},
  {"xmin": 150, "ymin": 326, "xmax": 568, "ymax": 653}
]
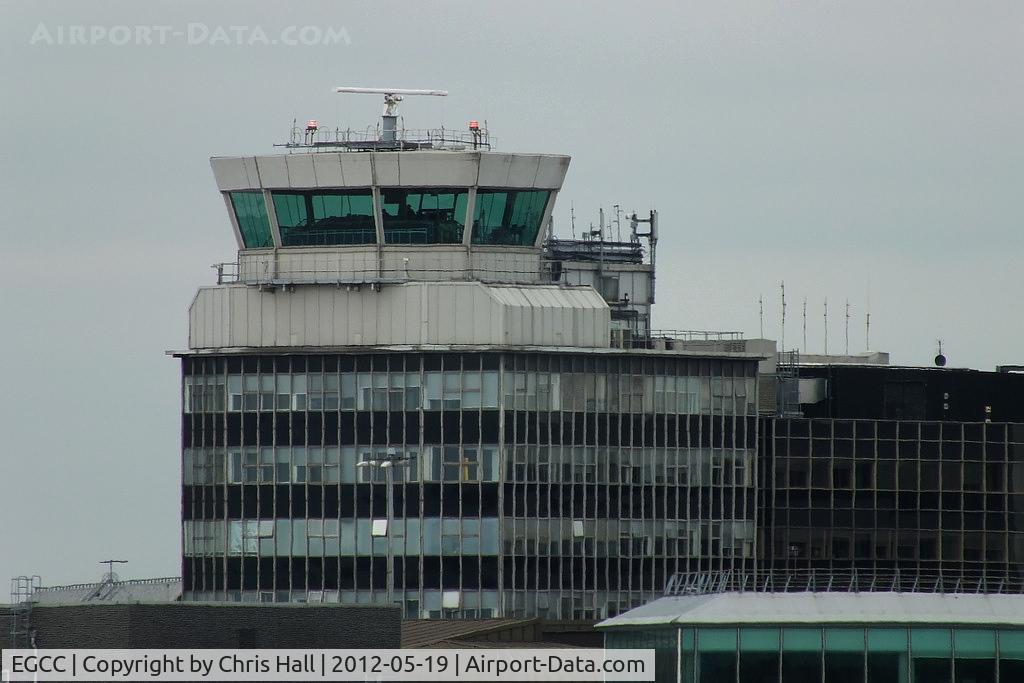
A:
[
  {"xmin": 802, "ymin": 298, "xmax": 807, "ymax": 352},
  {"xmin": 845, "ymin": 300, "xmax": 851, "ymax": 355},
  {"xmin": 866, "ymin": 281, "xmax": 872, "ymax": 351},
  {"xmin": 759, "ymin": 296, "xmax": 764, "ymax": 338},
  {"xmin": 570, "ymin": 203, "xmax": 576, "ymax": 239},
  {"xmin": 780, "ymin": 281, "xmax": 786, "ymax": 353},
  {"xmin": 823, "ymin": 298, "xmax": 829, "ymax": 355}
]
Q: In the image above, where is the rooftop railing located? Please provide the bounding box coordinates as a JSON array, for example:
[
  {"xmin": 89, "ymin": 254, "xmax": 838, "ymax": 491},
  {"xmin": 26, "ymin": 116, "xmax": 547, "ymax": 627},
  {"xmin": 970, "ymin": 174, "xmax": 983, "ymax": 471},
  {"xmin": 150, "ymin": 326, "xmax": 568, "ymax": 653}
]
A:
[
  {"xmin": 650, "ymin": 330, "xmax": 745, "ymax": 342},
  {"xmin": 665, "ymin": 569, "xmax": 1024, "ymax": 596},
  {"xmin": 278, "ymin": 124, "xmax": 493, "ymax": 152}
]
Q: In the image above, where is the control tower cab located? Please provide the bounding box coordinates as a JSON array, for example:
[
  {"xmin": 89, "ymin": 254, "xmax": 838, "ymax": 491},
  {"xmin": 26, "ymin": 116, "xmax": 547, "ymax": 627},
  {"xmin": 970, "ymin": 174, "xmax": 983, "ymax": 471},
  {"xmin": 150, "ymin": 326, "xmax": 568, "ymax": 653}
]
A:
[{"xmin": 193, "ymin": 88, "xmax": 607, "ymax": 351}]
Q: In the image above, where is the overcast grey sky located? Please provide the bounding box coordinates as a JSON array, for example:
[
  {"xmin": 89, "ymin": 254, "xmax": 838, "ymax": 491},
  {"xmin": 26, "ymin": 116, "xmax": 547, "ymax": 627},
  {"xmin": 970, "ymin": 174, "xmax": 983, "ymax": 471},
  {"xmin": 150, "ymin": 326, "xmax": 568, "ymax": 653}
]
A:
[{"xmin": 1, "ymin": 1, "xmax": 1021, "ymax": 586}]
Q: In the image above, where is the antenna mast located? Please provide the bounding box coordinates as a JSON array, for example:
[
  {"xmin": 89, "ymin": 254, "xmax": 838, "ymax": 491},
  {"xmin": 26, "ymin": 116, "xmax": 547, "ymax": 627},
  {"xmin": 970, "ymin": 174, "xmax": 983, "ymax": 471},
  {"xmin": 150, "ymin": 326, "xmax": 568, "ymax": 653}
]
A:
[
  {"xmin": 759, "ymin": 296, "xmax": 764, "ymax": 339},
  {"xmin": 780, "ymin": 282, "xmax": 786, "ymax": 352},
  {"xmin": 845, "ymin": 300, "xmax": 851, "ymax": 355},
  {"xmin": 802, "ymin": 298, "xmax": 807, "ymax": 352},
  {"xmin": 823, "ymin": 298, "xmax": 829, "ymax": 355}
]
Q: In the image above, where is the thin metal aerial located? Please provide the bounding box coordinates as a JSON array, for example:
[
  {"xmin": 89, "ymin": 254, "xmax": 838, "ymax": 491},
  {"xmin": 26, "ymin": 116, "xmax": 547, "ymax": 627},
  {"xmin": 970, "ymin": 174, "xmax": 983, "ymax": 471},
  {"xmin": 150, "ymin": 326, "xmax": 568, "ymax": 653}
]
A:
[
  {"xmin": 780, "ymin": 282, "xmax": 786, "ymax": 353},
  {"xmin": 845, "ymin": 300, "xmax": 851, "ymax": 355},
  {"xmin": 759, "ymin": 296, "xmax": 764, "ymax": 339},
  {"xmin": 802, "ymin": 298, "xmax": 807, "ymax": 352},
  {"xmin": 824, "ymin": 298, "xmax": 829, "ymax": 355}
]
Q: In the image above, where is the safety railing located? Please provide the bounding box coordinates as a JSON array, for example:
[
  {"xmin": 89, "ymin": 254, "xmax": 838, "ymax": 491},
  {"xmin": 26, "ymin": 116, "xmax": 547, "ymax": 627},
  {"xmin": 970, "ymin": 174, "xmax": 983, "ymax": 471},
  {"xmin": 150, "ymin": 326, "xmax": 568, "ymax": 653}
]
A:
[
  {"xmin": 280, "ymin": 124, "xmax": 493, "ymax": 151},
  {"xmin": 665, "ymin": 569, "xmax": 1024, "ymax": 596}
]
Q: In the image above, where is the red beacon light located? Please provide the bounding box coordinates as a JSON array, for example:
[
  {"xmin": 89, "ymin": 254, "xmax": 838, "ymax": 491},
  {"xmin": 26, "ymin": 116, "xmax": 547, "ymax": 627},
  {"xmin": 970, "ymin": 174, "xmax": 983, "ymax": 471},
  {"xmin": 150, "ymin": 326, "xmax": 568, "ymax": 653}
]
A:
[
  {"xmin": 306, "ymin": 119, "xmax": 320, "ymax": 131},
  {"xmin": 468, "ymin": 120, "xmax": 480, "ymax": 131}
]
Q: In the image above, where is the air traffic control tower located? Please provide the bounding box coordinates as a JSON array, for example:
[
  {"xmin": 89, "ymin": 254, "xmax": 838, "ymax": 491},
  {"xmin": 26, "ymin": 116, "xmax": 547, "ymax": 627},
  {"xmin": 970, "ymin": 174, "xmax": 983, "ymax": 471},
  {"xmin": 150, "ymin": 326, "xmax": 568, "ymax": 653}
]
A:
[{"xmin": 177, "ymin": 89, "xmax": 762, "ymax": 619}]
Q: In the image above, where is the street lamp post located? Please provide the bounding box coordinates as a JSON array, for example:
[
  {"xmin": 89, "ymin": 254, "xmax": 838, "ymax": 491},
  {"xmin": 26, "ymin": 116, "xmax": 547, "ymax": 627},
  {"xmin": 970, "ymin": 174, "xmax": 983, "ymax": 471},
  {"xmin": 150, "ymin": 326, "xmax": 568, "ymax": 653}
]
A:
[{"xmin": 356, "ymin": 448, "xmax": 416, "ymax": 609}]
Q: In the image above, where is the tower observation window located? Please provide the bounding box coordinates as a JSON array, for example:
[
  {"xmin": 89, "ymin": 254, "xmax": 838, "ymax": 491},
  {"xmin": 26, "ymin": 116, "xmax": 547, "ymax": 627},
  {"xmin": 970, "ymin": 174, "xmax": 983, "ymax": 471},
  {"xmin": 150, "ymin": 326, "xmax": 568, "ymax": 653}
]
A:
[
  {"xmin": 472, "ymin": 189, "xmax": 550, "ymax": 246},
  {"xmin": 228, "ymin": 191, "xmax": 274, "ymax": 248},
  {"xmin": 272, "ymin": 190, "xmax": 376, "ymax": 246},
  {"xmin": 380, "ymin": 188, "xmax": 468, "ymax": 244}
]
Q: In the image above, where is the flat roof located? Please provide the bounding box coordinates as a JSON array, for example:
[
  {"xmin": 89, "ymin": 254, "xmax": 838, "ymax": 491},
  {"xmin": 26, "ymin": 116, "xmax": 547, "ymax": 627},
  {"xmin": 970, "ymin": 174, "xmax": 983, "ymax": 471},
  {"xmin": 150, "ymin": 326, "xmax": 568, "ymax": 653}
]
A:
[{"xmin": 598, "ymin": 592, "xmax": 1024, "ymax": 629}]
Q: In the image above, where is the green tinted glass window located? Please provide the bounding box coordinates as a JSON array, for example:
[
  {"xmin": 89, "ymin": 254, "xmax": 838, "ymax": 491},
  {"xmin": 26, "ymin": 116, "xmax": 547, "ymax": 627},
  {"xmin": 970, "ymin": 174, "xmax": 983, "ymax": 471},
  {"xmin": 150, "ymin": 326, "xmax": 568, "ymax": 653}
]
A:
[
  {"xmin": 698, "ymin": 628, "xmax": 737, "ymax": 652},
  {"xmin": 999, "ymin": 631, "xmax": 1024, "ymax": 659},
  {"xmin": 867, "ymin": 627, "xmax": 908, "ymax": 652},
  {"xmin": 229, "ymin": 191, "xmax": 274, "ymax": 248},
  {"xmin": 782, "ymin": 628, "xmax": 822, "ymax": 651},
  {"xmin": 740, "ymin": 628, "xmax": 780, "ymax": 651},
  {"xmin": 825, "ymin": 628, "xmax": 864, "ymax": 652},
  {"xmin": 472, "ymin": 189, "xmax": 550, "ymax": 246},
  {"xmin": 910, "ymin": 628, "xmax": 952, "ymax": 657},
  {"xmin": 380, "ymin": 188, "xmax": 467, "ymax": 244},
  {"xmin": 954, "ymin": 629, "xmax": 995, "ymax": 658},
  {"xmin": 272, "ymin": 190, "xmax": 376, "ymax": 246}
]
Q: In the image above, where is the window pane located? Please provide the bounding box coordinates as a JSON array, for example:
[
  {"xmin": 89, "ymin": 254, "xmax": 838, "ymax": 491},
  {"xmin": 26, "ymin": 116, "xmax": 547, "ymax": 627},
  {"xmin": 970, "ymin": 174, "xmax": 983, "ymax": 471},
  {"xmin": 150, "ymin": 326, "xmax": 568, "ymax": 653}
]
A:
[
  {"xmin": 741, "ymin": 628, "xmax": 780, "ymax": 651},
  {"xmin": 229, "ymin": 191, "xmax": 274, "ymax": 248},
  {"xmin": 781, "ymin": 652, "xmax": 819, "ymax": 680},
  {"xmin": 739, "ymin": 652, "xmax": 778, "ymax": 683},
  {"xmin": 472, "ymin": 189, "xmax": 550, "ymax": 246},
  {"xmin": 867, "ymin": 628, "xmax": 908, "ymax": 653},
  {"xmin": 911, "ymin": 628, "xmax": 952, "ymax": 657},
  {"xmin": 825, "ymin": 652, "xmax": 863, "ymax": 683},
  {"xmin": 954, "ymin": 629, "xmax": 995, "ymax": 658},
  {"xmin": 699, "ymin": 653, "xmax": 736, "ymax": 683},
  {"xmin": 999, "ymin": 631, "xmax": 1024, "ymax": 659},
  {"xmin": 783, "ymin": 628, "xmax": 822, "ymax": 652},
  {"xmin": 699, "ymin": 628, "xmax": 737, "ymax": 652},
  {"xmin": 826, "ymin": 628, "xmax": 864, "ymax": 652},
  {"xmin": 380, "ymin": 188, "xmax": 467, "ymax": 244},
  {"xmin": 273, "ymin": 190, "xmax": 376, "ymax": 245}
]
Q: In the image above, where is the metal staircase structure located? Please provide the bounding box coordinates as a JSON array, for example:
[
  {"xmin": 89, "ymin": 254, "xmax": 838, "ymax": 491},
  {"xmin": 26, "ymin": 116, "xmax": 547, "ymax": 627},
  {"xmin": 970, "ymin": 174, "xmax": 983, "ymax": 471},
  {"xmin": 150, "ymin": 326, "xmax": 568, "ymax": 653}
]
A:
[{"xmin": 8, "ymin": 575, "xmax": 41, "ymax": 648}]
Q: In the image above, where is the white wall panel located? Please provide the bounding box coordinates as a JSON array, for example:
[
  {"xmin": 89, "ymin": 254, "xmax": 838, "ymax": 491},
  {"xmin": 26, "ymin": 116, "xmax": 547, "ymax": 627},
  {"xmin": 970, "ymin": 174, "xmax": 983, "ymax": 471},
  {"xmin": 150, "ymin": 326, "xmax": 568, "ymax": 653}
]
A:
[
  {"xmin": 506, "ymin": 154, "xmax": 541, "ymax": 188},
  {"xmin": 210, "ymin": 157, "xmax": 256, "ymax": 191},
  {"xmin": 340, "ymin": 154, "xmax": 373, "ymax": 186},
  {"xmin": 189, "ymin": 282, "xmax": 609, "ymax": 350},
  {"xmin": 254, "ymin": 156, "xmax": 289, "ymax": 188},
  {"xmin": 534, "ymin": 156, "xmax": 571, "ymax": 189},
  {"xmin": 373, "ymin": 153, "xmax": 401, "ymax": 185},
  {"xmin": 312, "ymin": 153, "xmax": 345, "ymax": 187},
  {"xmin": 477, "ymin": 153, "xmax": 512, "ymax": 187},
  {"xmin": 286, "ymin": 154, "xmax": 317, "ymax": 188}
]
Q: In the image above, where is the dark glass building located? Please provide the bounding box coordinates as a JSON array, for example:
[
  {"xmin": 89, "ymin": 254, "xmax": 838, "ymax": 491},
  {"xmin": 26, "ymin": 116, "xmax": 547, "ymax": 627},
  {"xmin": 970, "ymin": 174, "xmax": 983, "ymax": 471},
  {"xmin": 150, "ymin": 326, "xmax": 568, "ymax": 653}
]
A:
[{"xmin": 761, "ymin": 365, "xmax": 1024, "ymax": 584}]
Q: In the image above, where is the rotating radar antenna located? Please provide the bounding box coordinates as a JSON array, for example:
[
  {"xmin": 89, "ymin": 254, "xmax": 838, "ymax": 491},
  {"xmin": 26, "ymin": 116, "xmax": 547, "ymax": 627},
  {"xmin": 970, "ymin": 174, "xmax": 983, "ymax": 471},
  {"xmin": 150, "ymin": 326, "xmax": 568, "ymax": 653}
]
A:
[{"xmin": 335, "ymin": 86, "xmax": 448, "ymax": 142}]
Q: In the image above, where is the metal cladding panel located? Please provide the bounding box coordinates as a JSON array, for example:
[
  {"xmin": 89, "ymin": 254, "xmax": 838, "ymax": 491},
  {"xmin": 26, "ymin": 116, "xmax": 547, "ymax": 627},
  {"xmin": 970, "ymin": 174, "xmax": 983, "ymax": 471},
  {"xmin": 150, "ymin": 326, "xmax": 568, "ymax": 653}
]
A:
[
  {"xmin": 505, "ymin": 154, "xmax": 542, "ymax": 188},
  {"xmin": 242, "ymin": 157, "xmax": 262, "ymax": 187},
  {"xmin": 373, "ymin": 153, "xmax": 401, "ymax": 185},
  {"xmin": 286, "ymin": 154, "xmax": 317, "ymax": 188},
  {"xmin": 312, "ymin": 153, "xmax": 345, "ymax": 187},
  {"xmin": 534, "ymin": 155, "xmax": 572, "ymax": 189},
  {"xmin": 210, "ymin": 157, "xmax": 257, "ymax": 191},
  {"xmin": 396, "ymin": 152, "xmax": 479, "ymax": 187},
  {"xmin": 254, "ymin": 156, "xmax": 289, "ymax": 188},
  {"xmin": 339, "ymin": 154, "xmax": 373, "ymax": 186},
  {"xmin": 188, "ymin": 282, "xmax": 609, "ymax": 349},
  {"xmin": 477, "ymin": 153, "xmax": 513, "ymax": 187}
]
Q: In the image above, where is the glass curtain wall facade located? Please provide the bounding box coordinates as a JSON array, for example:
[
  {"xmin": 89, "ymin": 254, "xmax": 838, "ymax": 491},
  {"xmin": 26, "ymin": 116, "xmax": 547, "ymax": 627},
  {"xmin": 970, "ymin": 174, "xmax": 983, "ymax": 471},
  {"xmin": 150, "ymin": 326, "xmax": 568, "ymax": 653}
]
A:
[
  {"xmin": 223, "ymin": 189, "xmax": 552, "ymax": 248},
  {"xmin": 606, "ymin": 625, "xmax": 1024, "ymax": 683},
  {"xmin": 762, "ymin": 419, "xmax": 1024, "ymax": 581},
  {"xmin": 180, "ymin": 351, "xmax": 759, "ymax": 618}
]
